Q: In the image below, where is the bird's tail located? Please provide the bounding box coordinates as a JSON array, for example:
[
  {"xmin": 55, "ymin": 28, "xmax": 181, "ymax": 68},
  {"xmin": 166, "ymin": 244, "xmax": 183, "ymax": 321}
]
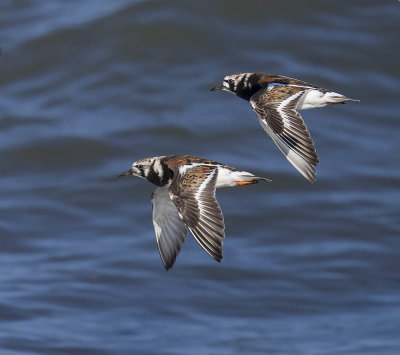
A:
[
  {"xmin": 325, "ymin": 92, "xmax": 360, "ymax": 105},
  {"xmin": 235, "ymin": 174, "xmax": 271, "ymax": 186}
]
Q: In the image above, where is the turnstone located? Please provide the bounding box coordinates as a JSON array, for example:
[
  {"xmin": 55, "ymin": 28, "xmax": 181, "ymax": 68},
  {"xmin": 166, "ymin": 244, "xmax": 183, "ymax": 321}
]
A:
[
  {"xmin": 211, "ymin": 72, "xmax": 359, "ymax": 182},
  {"xmin": 119, "ymin": 155, "xmax": 270, "ymax": 270}
]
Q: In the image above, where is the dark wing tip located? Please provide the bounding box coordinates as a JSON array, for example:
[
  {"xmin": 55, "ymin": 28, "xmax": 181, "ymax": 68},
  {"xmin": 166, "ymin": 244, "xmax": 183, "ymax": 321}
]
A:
[
  {"xmin": 260, "ymin": 177, "xmax": 272, "ymax": 183},
  {"xmin": 345, "ymin": 96, "xmax": 360, "ymax": 102},
  {"xmin": 159, "ymin": 252, "xmax": 176, "ymax": 271},
  {"xmin": 304, "ymin": 168, "xmax": 317, "ymax": 183},
  {"xmin": 163, "ymin": 262, "xmax": 173, "ymax": 271}
]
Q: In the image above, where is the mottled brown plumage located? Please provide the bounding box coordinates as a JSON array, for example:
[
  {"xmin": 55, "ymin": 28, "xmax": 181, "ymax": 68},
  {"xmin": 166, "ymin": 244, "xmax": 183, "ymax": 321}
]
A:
[
  {"xmin": 211, "ymin": 72, "xmax": 358, "ymax": 182},
  {"xmin": 119, "ymin": 155, "xmax": 269, "ymax": 270}
]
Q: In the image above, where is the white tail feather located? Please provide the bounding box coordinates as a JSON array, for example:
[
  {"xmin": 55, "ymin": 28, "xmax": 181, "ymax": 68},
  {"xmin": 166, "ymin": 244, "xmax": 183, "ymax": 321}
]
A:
[
  {"xmin": 298, "ymin": 90, "xmax": 359, "ymax": 110},
  {"xmin": 216, "ymin": 168, "xmax": 270, "ymax": 188}
]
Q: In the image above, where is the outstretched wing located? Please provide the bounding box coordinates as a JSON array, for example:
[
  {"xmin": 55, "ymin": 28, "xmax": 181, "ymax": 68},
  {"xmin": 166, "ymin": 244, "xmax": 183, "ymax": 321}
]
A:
[
  {"xmin": 152, "ymin": 186, "xmax": 189, "ymax": 270},
  {"xmin": 250, "ymin": 85, "xmax": 319, "ymax": 182},
  {"xmin": 168, "ymin": 165, "xmax": 225, "ymax": 262}
]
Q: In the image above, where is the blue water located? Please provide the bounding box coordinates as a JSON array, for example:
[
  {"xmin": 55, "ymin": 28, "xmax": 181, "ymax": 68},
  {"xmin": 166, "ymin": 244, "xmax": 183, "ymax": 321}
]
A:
[{"xmin": 1, "ymin": 1, "xmax": 400, "ymax": 354}]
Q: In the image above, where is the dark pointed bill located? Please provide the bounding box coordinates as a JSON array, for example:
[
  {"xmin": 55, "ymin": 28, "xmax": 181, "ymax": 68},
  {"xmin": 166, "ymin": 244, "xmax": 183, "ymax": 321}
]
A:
[
  {"xmin": 118, "ymin": 169, "xmax": 134, "ymax": 177},
  {"xmin": 210, "ymin": 83, "xmax": 224, "ymax": 91}
]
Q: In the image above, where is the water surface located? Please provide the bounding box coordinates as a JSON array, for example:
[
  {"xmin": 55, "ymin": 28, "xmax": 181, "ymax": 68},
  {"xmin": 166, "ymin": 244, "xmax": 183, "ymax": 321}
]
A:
[{"xmin": 1, "ymin": 1, "xmax": 399, "ymax": 354}]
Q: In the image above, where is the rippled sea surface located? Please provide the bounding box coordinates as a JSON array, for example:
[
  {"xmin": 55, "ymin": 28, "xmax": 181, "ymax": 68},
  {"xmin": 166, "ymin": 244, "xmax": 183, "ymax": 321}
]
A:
[{"xmin": 1, "ymin": 1, "xmax": 399, "ymax": 354}]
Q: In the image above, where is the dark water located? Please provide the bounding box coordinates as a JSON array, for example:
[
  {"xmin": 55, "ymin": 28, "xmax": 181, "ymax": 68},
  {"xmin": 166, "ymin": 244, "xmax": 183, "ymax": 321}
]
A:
[{"xmin": 1, "ymin": 1, "xmax": 399, "ymax": 354}]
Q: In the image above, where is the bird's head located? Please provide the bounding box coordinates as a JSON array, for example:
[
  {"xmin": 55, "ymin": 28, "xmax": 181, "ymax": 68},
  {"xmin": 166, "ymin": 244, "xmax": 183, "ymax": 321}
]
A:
[
  {"xmin": 118, "ymin": 157, "xmax": 155, "ymax": 179},
  {"xmin": 210, "ymin": 73, "xmax": 249, "ymax": 94}
]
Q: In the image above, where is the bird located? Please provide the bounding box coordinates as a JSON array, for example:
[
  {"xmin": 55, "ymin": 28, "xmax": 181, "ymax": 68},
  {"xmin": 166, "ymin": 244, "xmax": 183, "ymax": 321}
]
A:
[
  {"xmin": 211, "ymin": 72, "xmax": 359, "ymax": 182},
  {"xmin": 119, "ymin": 155, "xmax": 270, "ymax": 270}
]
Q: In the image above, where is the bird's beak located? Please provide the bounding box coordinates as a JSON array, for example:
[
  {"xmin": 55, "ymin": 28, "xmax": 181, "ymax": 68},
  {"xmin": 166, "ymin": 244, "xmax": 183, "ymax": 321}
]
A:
[
  {"xmin": 118, "ymin": 168, "xmax": 134, "ymax": 177},
  {"xmin": 210, "ymin": 83, "xmax": 224, "ymax": 91}
]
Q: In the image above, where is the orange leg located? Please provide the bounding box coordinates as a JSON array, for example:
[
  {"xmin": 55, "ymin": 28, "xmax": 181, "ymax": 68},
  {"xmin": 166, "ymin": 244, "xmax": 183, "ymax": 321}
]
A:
[{"xmin": 235, "ymin": 181, "xmax": 257, "ymax": 186}]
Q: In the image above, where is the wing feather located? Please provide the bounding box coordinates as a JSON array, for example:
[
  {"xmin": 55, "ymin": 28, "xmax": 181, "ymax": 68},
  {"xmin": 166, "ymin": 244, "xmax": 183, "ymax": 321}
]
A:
[
  {"xmin": 250, "ymin": 86, "xmax": 319, "ymax": 182},
  {"xmin": 152, "ymin": 186, "xmax": 188, "ymax": 270},
  {"xmin": 169, "ymin": 165, "xmax": 225, "ymax": 263}
]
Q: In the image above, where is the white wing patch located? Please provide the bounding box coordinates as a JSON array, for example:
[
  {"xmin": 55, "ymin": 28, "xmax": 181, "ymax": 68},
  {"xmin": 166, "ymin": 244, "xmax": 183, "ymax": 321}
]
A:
[
  {"xmin": 169, "ymin": 165, "xmax": 225, "ymax": 263},
  {"xmin": 193, "ymin": 170, "xmax": 220, "ymax": 236},
  {"xmin": 194, "ymin": 169, "xmax": 217, "ymax": 213},
  {"xmin": 267, "ymin": 83, "xmax": 314, "ymax": 92},
  {"xmin": 178, "ymin": 163, "xmax": 203, "ymax": 175},
  {"xmin": 277, "ymin": 91, "xmax": 304, "ymax": 130}
]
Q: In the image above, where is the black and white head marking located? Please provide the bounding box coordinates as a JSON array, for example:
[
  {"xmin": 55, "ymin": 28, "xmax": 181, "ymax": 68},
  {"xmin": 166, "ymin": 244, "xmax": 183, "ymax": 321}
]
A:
[
  {"xmin": 220, "ymin": 73, "xmax": 262, "ymax": 101},
  {"xmin": 130, "ymin": 156, "xmax": 172, "ymax": 186},
  {"xmin": 130, "ymin": 157, "xmax": 152, "ymax": 178},
  {"xmin": 222, "ymin": 73, "xmax": 249, "ymax": 92}
]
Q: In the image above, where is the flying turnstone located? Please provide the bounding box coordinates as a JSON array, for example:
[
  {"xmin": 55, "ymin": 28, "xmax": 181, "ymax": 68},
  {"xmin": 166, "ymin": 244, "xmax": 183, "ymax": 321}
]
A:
[
  {"xmin": 211, "ymin": 72, "xmax": 359, "ymax": 182},
  {"xmin": 119, "ymin": 155, "xmax": 270, "ymax": 270}
]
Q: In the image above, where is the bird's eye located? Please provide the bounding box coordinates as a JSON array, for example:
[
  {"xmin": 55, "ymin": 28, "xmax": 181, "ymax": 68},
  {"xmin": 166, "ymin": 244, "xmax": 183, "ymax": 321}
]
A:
[{"xmin": 228, "ymin": 78, "xmax": 234, "ymax": 84}]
